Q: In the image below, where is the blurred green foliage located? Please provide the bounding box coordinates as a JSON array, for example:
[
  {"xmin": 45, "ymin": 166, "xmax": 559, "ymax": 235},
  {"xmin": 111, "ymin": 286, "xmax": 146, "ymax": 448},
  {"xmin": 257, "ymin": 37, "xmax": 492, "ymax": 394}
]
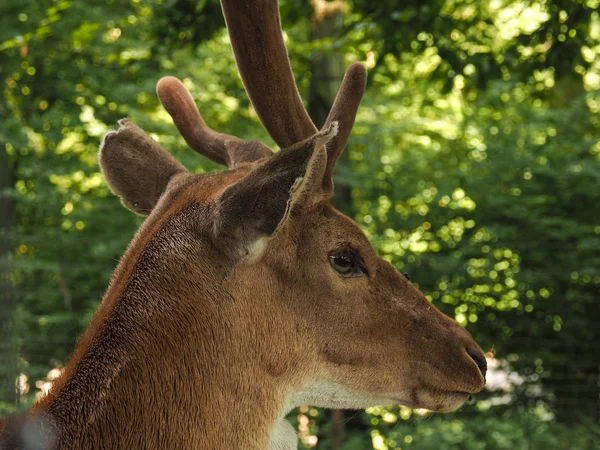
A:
[
  {"xmin": 292, "ymin": 406, "xmax": 600, "ymax": 449},
  {"xmin": 1, "ymin": 0, "xmax": 599, "ymax": 448}
]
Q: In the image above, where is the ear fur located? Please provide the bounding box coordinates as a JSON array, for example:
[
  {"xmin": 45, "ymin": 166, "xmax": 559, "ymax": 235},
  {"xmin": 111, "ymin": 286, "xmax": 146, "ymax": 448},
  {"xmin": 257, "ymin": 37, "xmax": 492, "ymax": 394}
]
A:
[
  {"xmin": 215, "ymin": 123, "xmax": 338, "ymax": 261},
  {"xmin": 99, "ymin": 119, "xmax": 187, "ymax": 215}
]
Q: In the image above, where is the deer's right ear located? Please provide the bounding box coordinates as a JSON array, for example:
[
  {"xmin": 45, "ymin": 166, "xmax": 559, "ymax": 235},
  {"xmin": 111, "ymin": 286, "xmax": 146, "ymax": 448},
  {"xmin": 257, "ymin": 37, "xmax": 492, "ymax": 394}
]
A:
[
  {"xmin": 99, "ymin": 119, "xmax": 187, "ymax": 215},
  {"xmin": 214, "ymin": 123, "xmax": 338, "ymax": 262}
]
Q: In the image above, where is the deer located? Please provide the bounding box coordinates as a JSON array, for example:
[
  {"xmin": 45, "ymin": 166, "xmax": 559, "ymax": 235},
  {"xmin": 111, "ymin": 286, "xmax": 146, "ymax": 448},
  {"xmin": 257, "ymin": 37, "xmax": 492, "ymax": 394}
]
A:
[{"xmin": 0, "ymin": 0, "xmax": 487, "ymax": 448}]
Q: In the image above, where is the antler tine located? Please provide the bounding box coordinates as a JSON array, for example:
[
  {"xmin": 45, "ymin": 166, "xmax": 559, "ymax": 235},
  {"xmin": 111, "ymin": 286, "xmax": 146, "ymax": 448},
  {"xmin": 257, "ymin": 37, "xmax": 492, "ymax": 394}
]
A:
[
  {"xmin": 157, "ymin": 76, "xmax": 274, "ymax": 168},
  {"xmin": 220, "ymin": 0, "xmax": 319, "ymax": 149},
  {"xmin": 157, "ymin": 76, "xmax": 237, "ymax": 167},
  {"xmin": 321, "ymin": 62, "xmax": 367, "ymax": 193}
]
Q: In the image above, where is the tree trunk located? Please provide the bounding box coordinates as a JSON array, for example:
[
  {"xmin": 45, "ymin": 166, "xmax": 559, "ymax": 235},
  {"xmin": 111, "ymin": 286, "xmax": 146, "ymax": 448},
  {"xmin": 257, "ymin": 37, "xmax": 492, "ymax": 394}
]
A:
[
  {"xmin": 307, "ymin": 2, "xmax": 350, "ymax": 447},
  {"xmin": 0, "ymin": 130, "xmax": 18, "ymax": 409}
]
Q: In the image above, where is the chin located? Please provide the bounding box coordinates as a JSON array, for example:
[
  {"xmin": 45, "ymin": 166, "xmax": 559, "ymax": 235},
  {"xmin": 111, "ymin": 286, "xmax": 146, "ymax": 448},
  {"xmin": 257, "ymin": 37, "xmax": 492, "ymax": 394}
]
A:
[{"xmin": 405, "ymin": 389, "xmax": 470, "ymax": 413}]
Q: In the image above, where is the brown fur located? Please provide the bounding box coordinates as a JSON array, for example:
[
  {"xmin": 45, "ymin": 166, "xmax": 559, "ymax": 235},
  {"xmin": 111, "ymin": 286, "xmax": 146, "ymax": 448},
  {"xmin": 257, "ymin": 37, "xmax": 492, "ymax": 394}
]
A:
[{"xmin": 0, "ymin": 1, "xmax": 487, "ymax": 448}]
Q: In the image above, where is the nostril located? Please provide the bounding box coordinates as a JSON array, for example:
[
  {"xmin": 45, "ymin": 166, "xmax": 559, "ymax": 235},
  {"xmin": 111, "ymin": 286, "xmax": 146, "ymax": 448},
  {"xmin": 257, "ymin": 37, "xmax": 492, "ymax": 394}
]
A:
[{"xmin": 466, "ymin": 347, "xmax": 487, "ymax": 380}]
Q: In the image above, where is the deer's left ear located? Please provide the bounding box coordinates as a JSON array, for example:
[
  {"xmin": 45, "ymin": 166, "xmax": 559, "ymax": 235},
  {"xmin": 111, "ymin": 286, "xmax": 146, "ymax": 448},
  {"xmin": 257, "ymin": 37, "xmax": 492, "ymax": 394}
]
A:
[
  {"xmin": 214, "ymin": 123, "xmax": 338, "ymax": 261},
  {"xmin": 99, "ymin": 119, "xmax": 188, "ymax": 215}
]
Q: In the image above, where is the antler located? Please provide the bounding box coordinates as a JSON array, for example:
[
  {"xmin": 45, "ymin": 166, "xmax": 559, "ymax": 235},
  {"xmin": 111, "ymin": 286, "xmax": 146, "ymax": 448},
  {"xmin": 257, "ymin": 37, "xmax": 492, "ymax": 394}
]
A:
[
  {"xmin": 220, "ymin": 0, "xmax": 366, "ymax": 142},
  {"xmin": 220, "ymin": 0, "xmax": 318, "ymax": 148},
  {"xmin": 158, "ymin": 0, "xmax": 367, "ymax": 192}
]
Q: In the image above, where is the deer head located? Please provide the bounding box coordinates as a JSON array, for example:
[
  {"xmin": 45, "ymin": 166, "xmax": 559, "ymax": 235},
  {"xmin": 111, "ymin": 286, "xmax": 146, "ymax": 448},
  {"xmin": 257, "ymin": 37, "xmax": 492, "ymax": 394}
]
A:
[{"xmin": 0, "ymin": 0, "xmax": 486, "ymax": 449}]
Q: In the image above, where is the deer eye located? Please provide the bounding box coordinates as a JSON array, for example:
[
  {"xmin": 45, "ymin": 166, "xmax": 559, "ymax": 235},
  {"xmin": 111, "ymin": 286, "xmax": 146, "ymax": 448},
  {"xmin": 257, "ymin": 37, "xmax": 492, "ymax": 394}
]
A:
[{"xmin": 329, "ymin": 250, "xmax": 366, "ymax": 277}]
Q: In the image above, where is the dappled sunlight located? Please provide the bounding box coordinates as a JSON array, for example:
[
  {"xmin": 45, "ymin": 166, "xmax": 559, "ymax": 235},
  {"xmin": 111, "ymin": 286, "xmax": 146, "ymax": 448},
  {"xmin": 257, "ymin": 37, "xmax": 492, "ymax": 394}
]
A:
[
  {"xmin": 1, "ymin": 0, "xmax": 599, "ymax": 447},
  {"xmin": 34, "ymin": 368, "xmax": 63, "ymax": 401},
  {"xmin": 296, "ymin": 406, "xmax": 320, "ymax": 448}
]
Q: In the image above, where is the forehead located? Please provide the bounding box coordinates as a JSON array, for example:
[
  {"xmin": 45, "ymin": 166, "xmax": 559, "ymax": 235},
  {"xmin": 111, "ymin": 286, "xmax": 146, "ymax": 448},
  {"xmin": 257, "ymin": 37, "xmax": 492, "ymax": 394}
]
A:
[
  {"xmin": 297, "ymin": 203, "xmax": 371, "ymax": 250},
  {"xmin": 167, "ymin": 167, "xmax": 251, "ymax": 203}
]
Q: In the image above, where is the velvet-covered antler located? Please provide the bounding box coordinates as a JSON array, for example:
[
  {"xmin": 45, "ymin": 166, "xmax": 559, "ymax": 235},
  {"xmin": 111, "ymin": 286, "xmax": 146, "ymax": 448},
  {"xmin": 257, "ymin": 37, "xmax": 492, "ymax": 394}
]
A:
[
  {"xmin": 219, "ymin": 0, "xmax": 318, "ymax": 148},
  {"xmin": 220, "ymin": 0, "xmax": 367, "ymax": 190},
  {"xmin": 158, "ymin": 0, "xmax": 367, "ymax": 192}
]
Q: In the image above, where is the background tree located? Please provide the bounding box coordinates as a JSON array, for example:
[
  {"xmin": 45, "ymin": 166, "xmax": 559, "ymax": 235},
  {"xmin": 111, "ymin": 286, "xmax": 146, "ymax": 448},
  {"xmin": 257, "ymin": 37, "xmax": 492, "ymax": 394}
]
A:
[{"xmin": 1, "ymin": 0, "xmax": 599, "ymax": 447}]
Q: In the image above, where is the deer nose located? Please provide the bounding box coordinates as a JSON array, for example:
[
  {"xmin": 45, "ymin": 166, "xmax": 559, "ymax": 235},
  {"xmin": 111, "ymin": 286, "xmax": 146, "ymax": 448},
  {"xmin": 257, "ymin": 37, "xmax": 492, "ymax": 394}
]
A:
[{"xmin": 466, "ymin": 347, "xmax": 487, "ymax": 380}]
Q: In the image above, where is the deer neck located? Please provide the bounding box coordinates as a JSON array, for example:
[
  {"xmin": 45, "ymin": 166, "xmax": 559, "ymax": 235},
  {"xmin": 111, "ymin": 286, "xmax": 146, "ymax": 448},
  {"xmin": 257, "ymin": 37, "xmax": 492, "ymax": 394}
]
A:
[{"xmin": 34, "ymin": 207, "xmax": 299, "ymax": 449}]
